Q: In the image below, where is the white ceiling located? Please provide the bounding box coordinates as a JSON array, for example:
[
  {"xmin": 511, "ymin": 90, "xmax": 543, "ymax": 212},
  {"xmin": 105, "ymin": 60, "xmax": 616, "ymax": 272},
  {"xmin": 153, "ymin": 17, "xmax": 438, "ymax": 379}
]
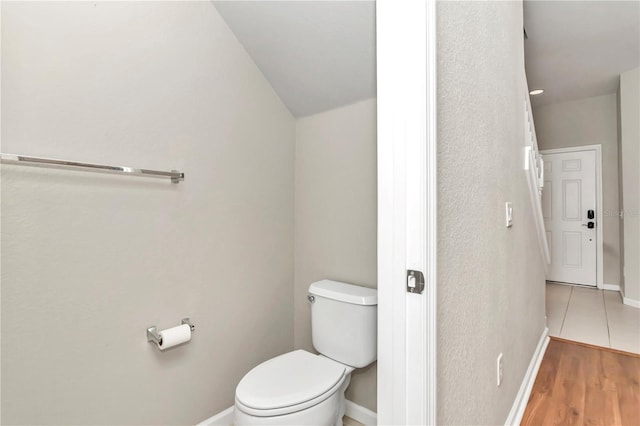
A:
[
  {"xmin": 524, "ymin": 0, "xmax": 640, "ymax": 108},
  {"xmin": 213, "ymin": 1, "xmax": 376, "ymax": 118},
  {"xmin": 213, "ymin": 1, "xmax": 638, "ymax": 114}
]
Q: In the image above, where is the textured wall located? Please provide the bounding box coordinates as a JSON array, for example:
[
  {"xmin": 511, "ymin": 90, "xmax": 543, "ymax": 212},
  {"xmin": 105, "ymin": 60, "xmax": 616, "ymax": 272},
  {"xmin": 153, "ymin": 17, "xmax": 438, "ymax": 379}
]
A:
[
  {"xmin": 1, "ymin": 2, "xmax": 295, "ymax": 424},
  {"xmin": 437, "ymin": 1, "xmax": 547, "ymax": 424},
  {"xmin": 533, "ymin": 94, "xmax": 621, "ymax": 286},
  {"xmin": 294, "ymin": 98, "xmax": 378, "ymax": 411},
  {"xmin": 619, "ymin": 67, "xmax": 640, "ymax": 303}
]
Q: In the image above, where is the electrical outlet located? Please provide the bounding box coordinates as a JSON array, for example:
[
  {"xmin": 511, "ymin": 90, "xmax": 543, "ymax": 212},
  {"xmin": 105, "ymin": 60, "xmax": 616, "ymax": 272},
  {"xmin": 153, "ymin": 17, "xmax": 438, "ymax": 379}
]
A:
[{"xmin": 497, "ymin": 353, "xmax": 504, "ymax": 386}]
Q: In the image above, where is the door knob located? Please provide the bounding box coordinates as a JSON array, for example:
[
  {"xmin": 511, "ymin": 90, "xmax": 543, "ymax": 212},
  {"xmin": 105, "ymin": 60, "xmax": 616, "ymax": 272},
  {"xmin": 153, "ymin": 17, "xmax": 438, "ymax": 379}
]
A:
[{"xmin": 581, "ymin": 222, "xmax": 595, "ymax": 229}]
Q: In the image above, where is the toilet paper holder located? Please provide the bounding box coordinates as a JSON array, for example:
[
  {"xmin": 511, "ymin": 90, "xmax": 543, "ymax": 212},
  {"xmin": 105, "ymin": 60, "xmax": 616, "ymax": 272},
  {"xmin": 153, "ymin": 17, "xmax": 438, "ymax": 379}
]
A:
[{"xmin": 147, "ymin": 318, "xmax": 195, "ymax": 345}]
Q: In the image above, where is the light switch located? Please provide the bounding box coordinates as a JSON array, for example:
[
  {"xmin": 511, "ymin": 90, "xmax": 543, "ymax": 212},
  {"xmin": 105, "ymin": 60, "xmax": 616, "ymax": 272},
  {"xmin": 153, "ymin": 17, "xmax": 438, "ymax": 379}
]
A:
[{"xmin": 506, "ymin": 202, "xmax": 513, "ymax": 227}]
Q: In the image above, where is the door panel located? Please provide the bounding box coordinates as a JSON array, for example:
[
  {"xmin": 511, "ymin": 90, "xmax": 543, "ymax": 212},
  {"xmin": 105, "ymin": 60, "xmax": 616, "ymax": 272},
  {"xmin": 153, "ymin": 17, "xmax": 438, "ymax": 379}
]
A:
[
  {"xmin": 562, "ymin": 231, "xmax": 582, "ymax": 267},
  {"xmin": 542, "ymin": 150, "xmax": 597, "ymax": 286},
  {"xmin": 562, "ymin": 180, "xmax": 581, "ymax": 220},
  {"xmin": 542, "ymin": 181, "xmax": 552, "ymax": 218},
  {"xmin": 562, "ymin": 159, "xmax": 582, "ymax": 172}
]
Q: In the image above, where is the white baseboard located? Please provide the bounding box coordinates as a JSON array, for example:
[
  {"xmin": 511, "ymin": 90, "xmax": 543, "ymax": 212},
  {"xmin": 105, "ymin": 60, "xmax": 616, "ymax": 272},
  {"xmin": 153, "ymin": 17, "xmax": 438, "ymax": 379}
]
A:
[
  {"xmin": 197, "ymin": 406, "xmax": 233, "ymax": 426},
  {"xmin": 602, "ymin": 283, "xmax": 620, "ymax": 292},
  {"xmin": 504, "ymin": 327, "xmax": 550, "ymax": 426},
  {"xmin": 619, "ymin": 288, "xmax": 640, "ymax": 309},
  {"xmin": 345, "ymin": 400, "xmax": 377, "ymax": 426},
  {"xmin": 623, "ymin": 296, "xmax": 640, "ymax": 309},
  {"xmin": 197, "ymin": 400, "xmax": 377, "ymax": 426}
]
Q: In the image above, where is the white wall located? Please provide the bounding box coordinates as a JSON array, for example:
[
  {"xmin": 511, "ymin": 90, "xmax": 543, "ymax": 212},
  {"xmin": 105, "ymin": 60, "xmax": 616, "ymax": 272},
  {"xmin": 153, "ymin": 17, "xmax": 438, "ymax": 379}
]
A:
[
  {"xmin": 1, "ymin": 2, "xmax": 295, "ymax": 424},
  {"xmin": 533, "ymin": 94, "xmax": 621, "ymax": 287},
  {"xmin": 436, "ymin": 1, "xmax": 547, "ymax": 423},
  {"xmin": 294, "ymin": 98, "xmax": 378, "ymax": 411},
  {"xmin": 619, "ymin": 67, "xmax": 640, "ymax": 304}
]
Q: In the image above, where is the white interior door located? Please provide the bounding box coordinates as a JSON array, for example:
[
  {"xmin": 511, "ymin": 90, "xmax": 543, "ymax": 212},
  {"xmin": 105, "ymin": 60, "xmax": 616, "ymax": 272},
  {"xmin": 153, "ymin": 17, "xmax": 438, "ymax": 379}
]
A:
[{"xmin": 541, "ymin": 150, "xmax": 597, "ymax": 286}]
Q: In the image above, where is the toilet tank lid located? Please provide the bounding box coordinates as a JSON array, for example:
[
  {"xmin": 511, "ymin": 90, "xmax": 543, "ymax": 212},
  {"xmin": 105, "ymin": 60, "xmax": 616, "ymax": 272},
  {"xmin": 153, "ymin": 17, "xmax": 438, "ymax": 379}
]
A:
[{"xmin": 309, "ymin": 280, "xmax": 377, "ymax": 305}]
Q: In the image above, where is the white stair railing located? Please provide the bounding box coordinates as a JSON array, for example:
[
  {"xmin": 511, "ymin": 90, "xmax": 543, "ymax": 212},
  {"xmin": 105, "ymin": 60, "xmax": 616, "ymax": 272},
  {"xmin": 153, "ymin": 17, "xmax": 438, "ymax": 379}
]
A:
[{"xmin": 524, "ymin": 82, "xmax": 551, "ymax": 268}]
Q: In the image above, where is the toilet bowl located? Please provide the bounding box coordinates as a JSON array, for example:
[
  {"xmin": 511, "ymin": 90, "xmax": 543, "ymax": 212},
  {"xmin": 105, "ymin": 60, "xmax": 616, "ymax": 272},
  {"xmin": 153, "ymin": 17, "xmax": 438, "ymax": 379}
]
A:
[
  {"xmin": 233, "ymin": 350, "xmax": 354, "ymax": 425},
  {"xmin": 233, "ymin": 280, "xmax": 377, "ymax": 426}
]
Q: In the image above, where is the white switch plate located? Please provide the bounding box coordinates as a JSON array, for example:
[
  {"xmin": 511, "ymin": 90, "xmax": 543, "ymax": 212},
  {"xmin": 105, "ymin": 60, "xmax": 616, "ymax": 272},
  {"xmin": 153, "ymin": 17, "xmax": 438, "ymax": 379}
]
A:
[
  {"xmin": 497, "ymin": 353, "xmax": 504, "ymax": 386},
  {"xmin": 505, "ymin": 202, "xmax": 513, "ymax": 227}
]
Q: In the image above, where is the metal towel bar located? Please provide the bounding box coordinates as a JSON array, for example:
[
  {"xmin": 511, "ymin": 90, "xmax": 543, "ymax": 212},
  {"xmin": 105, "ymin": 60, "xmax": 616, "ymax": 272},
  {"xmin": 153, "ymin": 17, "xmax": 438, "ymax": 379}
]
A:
[{"xmin": 0, "ymin": 153, "xmax": 184, "ymax": 183}]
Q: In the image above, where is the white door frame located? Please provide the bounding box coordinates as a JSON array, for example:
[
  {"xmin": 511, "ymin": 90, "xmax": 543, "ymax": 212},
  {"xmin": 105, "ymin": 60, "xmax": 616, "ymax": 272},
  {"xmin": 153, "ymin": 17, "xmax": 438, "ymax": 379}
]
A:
[
  {"xmin": 540, "ymin": 145, "xmax": 604, "ymax": 289},
  {"xmin": 377, "ymin": 0, "xmax": 437, "ymax": 424}
]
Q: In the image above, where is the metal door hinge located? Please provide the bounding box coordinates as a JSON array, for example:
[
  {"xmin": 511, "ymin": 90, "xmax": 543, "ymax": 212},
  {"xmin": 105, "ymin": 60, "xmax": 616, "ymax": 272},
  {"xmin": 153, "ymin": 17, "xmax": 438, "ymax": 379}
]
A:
[{"xmin": 407, "ymin": 270, "xmax": 425, "ymax": 294}]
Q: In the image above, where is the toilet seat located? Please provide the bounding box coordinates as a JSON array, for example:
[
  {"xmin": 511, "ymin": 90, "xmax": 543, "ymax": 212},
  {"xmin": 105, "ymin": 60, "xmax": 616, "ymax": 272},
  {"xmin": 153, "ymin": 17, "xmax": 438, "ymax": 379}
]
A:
[{"xmin": 235, "ymin": 350, "xmax": 346, "ymax": 417}]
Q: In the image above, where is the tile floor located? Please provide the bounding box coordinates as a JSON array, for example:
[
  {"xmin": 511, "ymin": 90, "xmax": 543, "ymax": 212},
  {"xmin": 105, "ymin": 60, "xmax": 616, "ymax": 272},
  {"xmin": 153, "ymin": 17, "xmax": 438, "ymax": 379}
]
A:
[{"xmin": 546, "ymin": 282, "xmax": 640, "ymax": 354}]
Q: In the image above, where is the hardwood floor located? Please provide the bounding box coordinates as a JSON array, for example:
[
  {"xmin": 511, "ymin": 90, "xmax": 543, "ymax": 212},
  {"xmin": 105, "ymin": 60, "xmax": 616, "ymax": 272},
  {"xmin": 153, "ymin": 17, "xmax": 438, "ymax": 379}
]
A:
[{"xmin": 522, "ymin": 337, "xmax": 640, "ymax": 425}]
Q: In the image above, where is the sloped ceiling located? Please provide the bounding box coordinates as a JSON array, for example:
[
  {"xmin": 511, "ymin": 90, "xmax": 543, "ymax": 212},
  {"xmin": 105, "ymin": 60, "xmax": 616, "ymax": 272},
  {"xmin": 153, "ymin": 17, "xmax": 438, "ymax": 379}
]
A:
[
  {"xmin": 524, "ymin": 0, "xmax": 640, "ymax": 107},
  {"xmin": 214, "ymin": 1, "xmax": 639, "ymax": 114},
  {"xmin": 213, "ymin": 1, "xmax": 376, "ymax": 118}
]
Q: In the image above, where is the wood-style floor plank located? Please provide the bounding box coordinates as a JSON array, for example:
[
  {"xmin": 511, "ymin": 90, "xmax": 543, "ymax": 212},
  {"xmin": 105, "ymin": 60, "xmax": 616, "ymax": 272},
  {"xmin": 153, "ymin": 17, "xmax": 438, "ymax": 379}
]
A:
[{"xmin": 521, "ymin": 337, "xmax": 640, "ymax": 426}]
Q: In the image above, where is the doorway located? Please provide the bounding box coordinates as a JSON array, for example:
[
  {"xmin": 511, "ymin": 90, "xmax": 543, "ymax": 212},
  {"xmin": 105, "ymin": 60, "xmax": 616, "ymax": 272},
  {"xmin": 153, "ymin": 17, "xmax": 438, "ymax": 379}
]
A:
[{"xmin": 541, "ymin": 145, "xmax": 603, "ymax": 288}]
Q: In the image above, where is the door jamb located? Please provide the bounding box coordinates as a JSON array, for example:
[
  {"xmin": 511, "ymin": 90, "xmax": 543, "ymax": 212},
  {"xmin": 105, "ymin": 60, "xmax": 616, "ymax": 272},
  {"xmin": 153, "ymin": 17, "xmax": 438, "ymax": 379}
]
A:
[
  {"xmin": 540, "ymin": 145, "xmax": 604, "ymax": 289},
  {"xmin": 376, "ymin": 0, "xmax": 437, "ymax": 424}
]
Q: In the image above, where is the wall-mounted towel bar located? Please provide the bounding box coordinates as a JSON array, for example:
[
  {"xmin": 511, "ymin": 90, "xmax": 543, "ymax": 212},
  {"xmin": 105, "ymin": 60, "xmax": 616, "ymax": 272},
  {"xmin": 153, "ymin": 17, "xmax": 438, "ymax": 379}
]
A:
[{"xmin": 0, "ymin": 153, "xmax": 184, "ymax": 183}]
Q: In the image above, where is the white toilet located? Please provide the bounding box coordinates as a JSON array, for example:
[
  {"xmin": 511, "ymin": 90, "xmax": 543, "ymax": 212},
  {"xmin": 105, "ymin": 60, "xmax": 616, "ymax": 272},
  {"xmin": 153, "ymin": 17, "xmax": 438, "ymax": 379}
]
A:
[{"xmin": 233, "ymin": 279, "xmax": 377, "ymax": 426}]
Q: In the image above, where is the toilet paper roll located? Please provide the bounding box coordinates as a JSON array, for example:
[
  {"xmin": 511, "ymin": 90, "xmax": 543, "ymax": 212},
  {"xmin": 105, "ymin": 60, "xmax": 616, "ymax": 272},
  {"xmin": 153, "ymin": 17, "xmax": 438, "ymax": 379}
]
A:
[{"xmin": 158, "ymin": 324, "xmax": 191, "ymax": 350}]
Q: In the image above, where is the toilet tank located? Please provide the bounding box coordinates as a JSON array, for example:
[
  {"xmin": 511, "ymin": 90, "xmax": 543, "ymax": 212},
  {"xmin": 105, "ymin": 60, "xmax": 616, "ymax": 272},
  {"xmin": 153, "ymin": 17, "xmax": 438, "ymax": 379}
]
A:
[{"xmin": 308, "ymin": 280, "xmax": 377, "ymax": 368}]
